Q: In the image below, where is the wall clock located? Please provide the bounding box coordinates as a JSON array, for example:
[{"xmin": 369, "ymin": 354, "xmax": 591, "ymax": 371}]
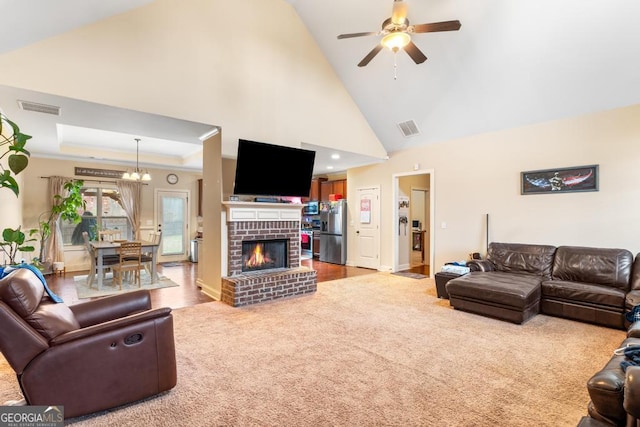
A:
[{"xmin": 166, "ymin": 173, "xmax": 179, "ymax": 185}]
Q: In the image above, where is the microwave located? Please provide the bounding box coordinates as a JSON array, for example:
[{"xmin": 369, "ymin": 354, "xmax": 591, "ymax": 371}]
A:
[{"xmin": 303, "ymin": 201, "xmax": 319, "ymax": 215}]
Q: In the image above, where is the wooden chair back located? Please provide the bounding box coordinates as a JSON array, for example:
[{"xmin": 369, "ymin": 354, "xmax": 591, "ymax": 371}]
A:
[{"xmin": 112, "ymin": 241, "xmax": 142, "ymax": 289}]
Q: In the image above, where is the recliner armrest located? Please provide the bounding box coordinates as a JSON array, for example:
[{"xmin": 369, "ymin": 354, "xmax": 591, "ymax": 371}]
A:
[
  {"xmin": 628, "ymin": 322, "xmax": 640, "ymax": 338},
  {"xmin": 625, "ymin": 366, "xmax": 640, "ymax": 419},
  {"xmin": 468, "ymin": 260, "xmax": 494, "ymax": 272},
  {"xmin": 51, "ymin": 307, "xmax": 171, "ymax": 346},
  {"xmin": 69, "ymin": 289, "xmax": 152, "ymax": 327}
]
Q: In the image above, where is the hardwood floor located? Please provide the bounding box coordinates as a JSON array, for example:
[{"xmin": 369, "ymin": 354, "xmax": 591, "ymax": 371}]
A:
[
  {"xmin": 45, "ymin": 258, "xmax": 378, "ymax": 310},
  {"xmin": 403, "ymin": 263, "xmax": 430, "ymax": 276}
]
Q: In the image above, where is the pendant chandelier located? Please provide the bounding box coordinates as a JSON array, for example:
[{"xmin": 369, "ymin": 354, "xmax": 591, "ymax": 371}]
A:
[{"xmin": 122, "ymin": 138, "xmax": 151, "ymax": 181}]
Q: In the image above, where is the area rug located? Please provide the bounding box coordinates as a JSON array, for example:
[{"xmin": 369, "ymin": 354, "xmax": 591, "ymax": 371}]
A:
[
  {"xmin": 0, "ymin": 273, "xmax": 625, "ymax": 426},
  {"xmin": 73, "ymin": 271, "xmax": 179, "ymax": 298},
  {"xmin": 392, "ymin": 271, "xmax": 428, "ymax": 279},
  {"xmin": 161, "ymin": 262, "xmax": 184, "ymax": 267}
]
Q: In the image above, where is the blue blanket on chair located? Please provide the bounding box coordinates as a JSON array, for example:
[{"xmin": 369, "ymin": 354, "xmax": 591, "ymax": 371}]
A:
[{"xmin": 0, "ymin": 263, "xmax": 63, "ymax": 303}]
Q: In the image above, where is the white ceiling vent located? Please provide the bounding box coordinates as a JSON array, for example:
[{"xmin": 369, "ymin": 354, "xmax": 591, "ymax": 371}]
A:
[
  {"xmin": 17, "ymin": 100, "xmax": 61, "ymax": 116},
  {"xmin": 397, "ymin": 119, "xmax": 420, "ymax": 138}
]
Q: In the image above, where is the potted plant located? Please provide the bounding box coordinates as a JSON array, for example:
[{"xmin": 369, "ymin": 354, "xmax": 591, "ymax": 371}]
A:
[
  {"xmin": 0, "ymin": 226, "xmax": 35, "ymax": 265},
  {"xmin": 0, "ymin": 112, "xmax": 31, "ymax": 197},
  {"xmin": 32, "ymin": 179, "xmax": 86, "ymax": 269},
  {"xmin": 0, "ymin": 112, "xmax": 32, "ymax": 266}
]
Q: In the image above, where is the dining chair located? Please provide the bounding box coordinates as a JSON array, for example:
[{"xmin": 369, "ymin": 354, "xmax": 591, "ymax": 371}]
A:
[
  {"xmin": 111, "ymin": 241, "xmax": 142, "ymax": 290},
  {"xmin": 140, "ymin": 231, "xmax": 162, "ymax": 279},
  {"xmin": 82, "ymin": 231, "xmax": 119, "ymax": 289}
]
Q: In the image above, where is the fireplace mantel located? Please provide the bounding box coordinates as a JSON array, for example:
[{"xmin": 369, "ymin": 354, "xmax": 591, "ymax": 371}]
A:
[{"xmin": 222, "ymin": 201, "xmax": 303, "ymax": 222}]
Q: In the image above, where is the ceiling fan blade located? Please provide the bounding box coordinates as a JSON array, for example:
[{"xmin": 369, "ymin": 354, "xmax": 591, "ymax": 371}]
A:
[
  {"xmin": 412, "ymin": 20, "xmax": 462, "ymax": 34},
  {"xmin": 404, "ymin": 41, "xmax": 428, "ymax": 64},
  {"xmin": 338, "ymin": 31, "xmax": 378, "ymax": 39},
  {"xmin": 358, "ymin": 45, "xmax": 384, "ymax": 67},
  {"xmin": 391, "ymin": 0, "xmax": 408, "ymax": 25}
]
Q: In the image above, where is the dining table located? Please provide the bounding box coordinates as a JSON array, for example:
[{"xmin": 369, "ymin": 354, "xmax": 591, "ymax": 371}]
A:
[{"xmin": 89, "ymin": 240, "xmax": 160, "ymax": 290}]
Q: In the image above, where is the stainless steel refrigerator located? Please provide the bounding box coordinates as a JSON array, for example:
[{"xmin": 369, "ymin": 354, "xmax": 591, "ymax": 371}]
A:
[{"xmin": 319, "ymin": 200, "xmax": 347, "ymax": 265}]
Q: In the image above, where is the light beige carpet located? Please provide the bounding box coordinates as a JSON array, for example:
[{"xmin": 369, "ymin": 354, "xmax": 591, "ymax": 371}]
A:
[
  {"xmin": 73, "ymin": 271, "xmax": 179, "ymax": 298},
  {"xmin": 0, "ymin": 273, "xmax": 626, "ymax": 426}
]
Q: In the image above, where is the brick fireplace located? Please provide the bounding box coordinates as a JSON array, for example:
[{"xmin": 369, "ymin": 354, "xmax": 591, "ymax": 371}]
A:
[{"xmin": 221, "ymin": 201, "xmax": 317, "ymax": 307}]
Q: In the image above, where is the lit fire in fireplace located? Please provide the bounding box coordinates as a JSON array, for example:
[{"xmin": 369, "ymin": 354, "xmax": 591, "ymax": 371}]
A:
[{"xmin": 245, "ymin": 243, "xmax": 273, "ymax": 269}]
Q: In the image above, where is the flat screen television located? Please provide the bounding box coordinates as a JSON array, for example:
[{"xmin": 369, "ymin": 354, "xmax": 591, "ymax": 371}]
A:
[{"xmin": 233, "ymin": 139, "xmax": 316, "ymax": 198}]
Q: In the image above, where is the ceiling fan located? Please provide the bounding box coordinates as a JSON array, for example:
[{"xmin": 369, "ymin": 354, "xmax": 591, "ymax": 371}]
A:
[{"xmin": 337, "ymin": 0, "xmax": 461, "ymax": 67}]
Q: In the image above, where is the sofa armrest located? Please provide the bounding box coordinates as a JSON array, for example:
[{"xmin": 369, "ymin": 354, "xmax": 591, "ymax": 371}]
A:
[
  {"xmin": 625, "ymin": 366, "xmax": 640, "ymax": 419},
  {"xmin": 51, "ymin": 307, "xmax": 171, "ymax": 346},
  {"xmin": 467, "ymin": 260, "xmax": 494, "ymax": 272},
  {"xmin": 69, "ymin": 289, "xmax": 152, "ymax": 327},
  {"xmin": 628, "ymin": 322, "xmax": 640, "ymax": 338}
]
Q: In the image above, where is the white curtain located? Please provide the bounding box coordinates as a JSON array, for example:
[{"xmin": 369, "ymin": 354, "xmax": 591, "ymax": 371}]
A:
[
  {"xmin": 43, "ymin": 176, "xmax": 67, "ymax": 263},
  {"xmin": 117, "ymin": 180, "xmax": 141, "ymax": 240}
]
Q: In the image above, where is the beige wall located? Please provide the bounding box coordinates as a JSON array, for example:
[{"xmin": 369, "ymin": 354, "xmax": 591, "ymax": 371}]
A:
[
  {"xmin": 347, "ymin": 104, "xmax": 640, "ymax": 272},
  {"xmin": 18, "ymin": 157, "xmax": 202, "ymax": 272},
  {"xmin": 0, "ymin": 158, "xmax": 23, "ymax": 265}
]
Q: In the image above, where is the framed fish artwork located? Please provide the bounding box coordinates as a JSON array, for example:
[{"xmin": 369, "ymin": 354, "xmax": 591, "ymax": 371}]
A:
[{"xmin": 521, "ymin": 165, "xmax": 599, "ymax": 194}]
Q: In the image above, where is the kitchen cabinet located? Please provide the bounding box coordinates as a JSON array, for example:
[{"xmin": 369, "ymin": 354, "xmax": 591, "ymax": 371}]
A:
[
  {"xmin": 320, "ymin": 179, "xmax": 347, "ymax": 201},
  {"xmin": 309, "ymin": 178, "xmax": 326, "ymax": 201}
]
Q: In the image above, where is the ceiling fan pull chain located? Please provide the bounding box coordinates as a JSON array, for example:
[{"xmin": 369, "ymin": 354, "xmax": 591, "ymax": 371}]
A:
[{"xmin": 393, "ymin": 52, "xmax": 398, "ymax": 80}]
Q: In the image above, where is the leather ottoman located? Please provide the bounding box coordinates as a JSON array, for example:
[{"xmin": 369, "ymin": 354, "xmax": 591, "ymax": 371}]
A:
[
  {"xmin": 446, "ymin": 271, "xmax": 542, "ymax": 324},
  {"xmin": 434, "ymin": 272, "xmax": 462, "ymax": 299}
]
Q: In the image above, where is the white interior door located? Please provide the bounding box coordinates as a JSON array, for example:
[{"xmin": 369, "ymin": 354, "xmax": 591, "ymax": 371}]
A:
[
  {"xmin": 355, "ymin": 186, "xmax": 380, "ymax": 269},
  {"xmin": 156, "ymin": 190, "xmax": 189, "ymax": 261}
]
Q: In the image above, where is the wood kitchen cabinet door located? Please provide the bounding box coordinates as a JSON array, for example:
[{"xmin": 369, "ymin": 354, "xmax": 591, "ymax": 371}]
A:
[
  {"xmin": 320, "ymin": 179, "xmax": 347, "ymax": 201},
  {"xmin": 320, "ymin": 180, "xmax": 332, "ymax": 201},
  {"xmin": 309, "ymin": 178, "xmax": 326, "ymax": 201},
  {"xmin": 332, "ymin": 179, "xmax": 346, "ymax": 198}
]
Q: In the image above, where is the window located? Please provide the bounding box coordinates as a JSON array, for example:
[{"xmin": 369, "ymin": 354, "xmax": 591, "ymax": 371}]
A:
[{"xmin": 61, "ymin": 186, "xmax": 131, "ymax": 245}]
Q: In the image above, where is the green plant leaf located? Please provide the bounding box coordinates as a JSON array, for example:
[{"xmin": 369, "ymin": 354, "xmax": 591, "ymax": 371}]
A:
[
  {"xmin": 0, "ymin": 173, "xmax": 19, "ymax": 197},
  {"xmin": 17, "ymin": 245, "xmax": 35, "ymax": 252},
  {"xmin": 2, "ymin": 227, "xmax": 23, "ymax": 244},
  {"xmin": 8, "ymin": 154, "xmax": 28, "ymax": 175}
]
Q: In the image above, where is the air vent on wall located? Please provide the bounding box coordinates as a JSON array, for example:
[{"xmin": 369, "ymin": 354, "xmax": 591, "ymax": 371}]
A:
[
  {"xmin": 17, "ymin": 100, "xmax": 61, "ymax": 116},
  {"xmin": 397, "ymin": 119, "xmax": 420, "ymax": 137}
]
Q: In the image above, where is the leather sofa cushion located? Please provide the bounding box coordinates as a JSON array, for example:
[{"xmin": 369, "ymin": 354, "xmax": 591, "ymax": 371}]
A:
[
  {"xmin": 487, "ymin": 242, "xmax": 556, "ymax": 278},
  {"xmin": 0, "ymin": 269, "xmax": 78, "ymax": 341},
  {"xmin": 542, "ymin": 280, "xmax": 626, "ymax": 308},
  {"xmin": 552, "ymin": 246, "xmax": 633, "ymax": 291},
  {"xmin": 25, "ymin": 301, "xmax": 80, "ymax": 341},
  {"xmin": 630, "ymin": 254, "xmax": 640, "ymax": 291},
  {"xmin": 0, "ymin": 269, "xmax": 45, "ymax": 317},
  {"xmin": 446, "ymin": 271, "xmax": 542, "ymax": 309}
]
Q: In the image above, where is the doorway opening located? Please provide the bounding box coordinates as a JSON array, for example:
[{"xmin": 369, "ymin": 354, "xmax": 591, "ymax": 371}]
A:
[{"xmin": 392, "ymin": 170, "xmax": 434, "ymax": 276}]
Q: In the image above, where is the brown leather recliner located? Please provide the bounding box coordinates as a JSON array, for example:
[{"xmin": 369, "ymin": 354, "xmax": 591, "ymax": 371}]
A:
[{"xmin": 0, "ymin": 268, "xmax": 177, "ymax": 419}]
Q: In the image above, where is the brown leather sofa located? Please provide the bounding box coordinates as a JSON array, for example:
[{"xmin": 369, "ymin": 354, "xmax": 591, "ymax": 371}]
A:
[
  {"xmin": 0, "ymin": 268, "xmax": 177, "ymax": 419},
  {"xmin": 582, "ymin": 323, "xmax": 640, "ymax": 426},
  {"xmin": 446, "ymin": 242, "xmax": 635, "ymax": 328}
]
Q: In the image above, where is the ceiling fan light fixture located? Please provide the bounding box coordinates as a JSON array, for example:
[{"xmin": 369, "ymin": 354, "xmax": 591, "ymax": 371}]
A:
[{"xmin": 381, "ymin": 31, "xmax": 411, "ymax": 51}]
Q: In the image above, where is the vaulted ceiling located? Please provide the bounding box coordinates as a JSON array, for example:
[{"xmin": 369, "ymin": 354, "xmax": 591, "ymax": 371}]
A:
[{"xmin": 1, "ymin": 0, "xmax": 639, "ymax": 174}]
